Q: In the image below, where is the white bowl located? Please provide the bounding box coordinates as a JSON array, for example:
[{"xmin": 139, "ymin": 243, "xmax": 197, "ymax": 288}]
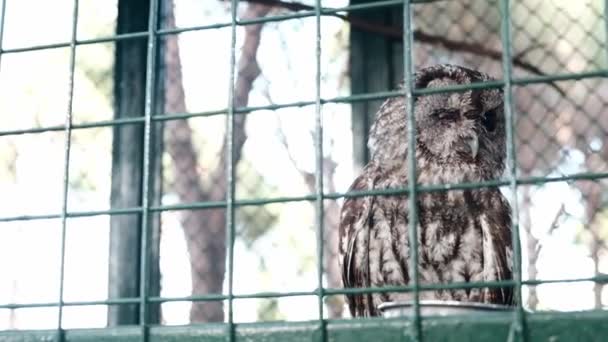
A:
[{"xmin": 378, "ymin": 300, "xmax": 513, "ymax": 318}]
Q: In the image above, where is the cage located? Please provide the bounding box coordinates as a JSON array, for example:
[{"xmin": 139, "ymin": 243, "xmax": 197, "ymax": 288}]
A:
[{"xmin": 0, "ymin": 0, "xmax": 607, "ymax": 341}]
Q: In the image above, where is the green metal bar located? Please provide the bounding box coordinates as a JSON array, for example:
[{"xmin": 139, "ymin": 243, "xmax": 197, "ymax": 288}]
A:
[
  {"xmin": 499, "ymin": 1, "xmax": 526, "ymax": 341},
  {"xmin": 313, "ymin": 0, "xmax": 326, "ymax": 340},
  {"xmin": 146, "ymin": 276, "xmax": 597, "ymax": 302},
  {"xmin": 403, "ymin": 1, "xmax": 421, "ymax": 341},
  {"xmin": 605, "ymin": 0, "xmax": 608, "ymax": 64},
  {"xmin": 2, "ymin": 41, "xmax": 76, "ymax": 54},
  {"xmin": 0, "ymin": 207, "xmax": 142, "ymax": 223},
  {"xmin": 150, "ymin": 272, "xmax": 608, "ymax": 297},
  {"xmin": 0, "ymin": 311, "xmax": 607, "ymax": 342},
  {"xmin": 1, "ymin": 31, "xmax": 148, "ymax": 54},
  {"xmin": 138, "ymin": 0, "xmax": 159, "ymax": 339},
  {"xmin": 1, "ymin": 171, "xmax": 607, "ymax": 224},
  {"xmin": 149, "ymin": 291, "xmax": 315, "ymax": 303},
  {"xmin": 0, "ymin": 298, "xmax": 142, "ymax": 310},
  {"xmin": 76, "ymin": 31, "xmax": 149, "ymax": 45},
  {"xmin": 0, "ymin": 213, "xmax": 64, "ymax": 222},
  {"xmin": 414, "ymin": 80, "xmax": 504, "ymax": 94},
  {"xmin": 2, "ymin": 66, "xmax": 605, "ymax": 139},
  {"xmin": 2, "ymin": 67, "xmax": 607, "ymax": 138},
  {"xmin": 0, "ymin": 117, "xmax": 145, "ymax": 137},
  {"xmin": 0, "ymin": 91, "xmax": 402, "ymax": 137},
  {"xmin": 226, "ymin": 0, "xmax": 239, "ymax": 340},
  {"xmin": 511, "ymin": 70, "xmax": 608, "ymax": 86},
  {"xmin": 56, "ymin": 1, "xmax": 80, "ymax": 341},
  {"xmin": 0, "ymin": 0, "xmax": 5, "ymax": 65},
  {"xmin": 4, "ymin": 273, "xmax": 608, "ymax": 310},
  {"xmin": 403, "ymin": 69, "xmax": 607, "ymax": 95}
]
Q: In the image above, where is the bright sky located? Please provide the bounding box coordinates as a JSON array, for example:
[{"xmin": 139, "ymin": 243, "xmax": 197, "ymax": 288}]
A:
[{"xmin": 0, "ymin": 0, "xmax": 606, "ymax": 331}]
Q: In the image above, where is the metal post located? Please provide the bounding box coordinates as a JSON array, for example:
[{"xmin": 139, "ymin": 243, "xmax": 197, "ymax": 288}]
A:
[
  {"xmin": 109, "ymin": 0, "xmax": 152, "ymax": 326},
  {"xmin": 56, "ymin": 1, "xmax": 80, "ymax": 341},
  {"xmin": 226, "ymin": 0, "xmax": 239, "ymax": 340},
  {"xmin": 0, "ymin": 0, "xmax": 6, "ymax": 70},
  {"xmin": 403, "ymin": 0, "xmax": 421, "ymax": 341},
  {"xmin": 499, "ymin": 0, "xmax": 526, "ymax": 341},
  {"xmin": 138, "ymin": 0, "xmax": 159, "ymax": 340},
  {"xmin": 605, "ymin": 0, "xmax": 608, "ymax": 66},
  {"xmin": 314, "ymin": 0, "xmax": 326, "ymax": 341}
]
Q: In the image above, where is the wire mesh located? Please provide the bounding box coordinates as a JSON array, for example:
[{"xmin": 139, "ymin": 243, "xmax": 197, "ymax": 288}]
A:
[{"xmin": 0, "ymin": 0, "xmax": 607, "ymax": 341}]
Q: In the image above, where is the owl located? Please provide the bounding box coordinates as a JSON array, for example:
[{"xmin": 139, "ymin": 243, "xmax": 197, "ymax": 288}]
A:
[{"xmin": 339, "ymin": 64, "xmax": 514, "ymax": 317}]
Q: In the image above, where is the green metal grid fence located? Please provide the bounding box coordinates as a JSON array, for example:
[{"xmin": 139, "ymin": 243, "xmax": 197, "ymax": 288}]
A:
[{"xmin": 0, "ymin": 0, "xmax": 607, "ymax": 341}]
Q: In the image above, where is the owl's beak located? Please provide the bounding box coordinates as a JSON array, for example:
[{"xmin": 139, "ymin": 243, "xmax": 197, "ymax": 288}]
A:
[{"xmin": 467, "ymin": 134, "xmax": 479, "ymax": 159}]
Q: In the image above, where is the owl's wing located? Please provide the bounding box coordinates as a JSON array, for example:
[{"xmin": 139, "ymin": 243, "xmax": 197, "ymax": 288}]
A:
[
  {"xmin": 482, "ymin": 194, "xmax": 514, "ymax": 305},
  {"xmin": 339, "ymin": 168, "xmax": 379, "ymax": 317}
]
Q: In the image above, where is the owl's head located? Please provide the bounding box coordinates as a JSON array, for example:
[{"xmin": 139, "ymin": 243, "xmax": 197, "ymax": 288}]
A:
[{"xmin": 368, "ymin": 64, "xmax": 506, "ymax": 181}]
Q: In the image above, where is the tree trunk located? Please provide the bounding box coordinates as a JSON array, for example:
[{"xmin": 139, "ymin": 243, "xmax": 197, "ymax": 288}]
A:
[
  {"xmin": 590, "ymin": 227, "xmax": 603, "ymax": 309},
  {"xmin": 579, "ymin": 145, "xmax": 607, "ymax": 309},
  {"xmin": 279, "ymin": 151, "xmax": 344, "ymax": 318},
  {"xmin": 163, "ymin": 1, "xmax": 271, "ymax": 322},
  {"xmin": 323, "ymin": 198, "xmax": 345, "ymax": 318},
  {"xmin": 521, "ymin": 186, "xmax": 539, "ymax": 310}
]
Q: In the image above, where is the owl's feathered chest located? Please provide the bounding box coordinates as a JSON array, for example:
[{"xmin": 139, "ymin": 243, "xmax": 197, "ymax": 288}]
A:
[
  {"xmin": 371, "ymin": 185, "xmax": 488, "ymax": 277},
  {"xmin": 341, "ymin": 162, "xmax": 512, "ymax": 315},
  {"xmin": 362, "ymin": 187, "xmax": 507, "ymax": 310},
  {"xmin": 416, "ymin": 191, "xmax": 487, "ymax": 287}
]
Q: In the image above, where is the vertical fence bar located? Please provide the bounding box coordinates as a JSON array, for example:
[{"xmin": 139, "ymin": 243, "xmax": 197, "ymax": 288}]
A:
[
  {"xmin": 403, "ymin": 0, "xmax": 421, "ymax": 341},
  {"xmin": 499, "ymin": 0, "xmax": 526, "ymax": 341},
  {"xmin": 0, "ymin": 0, "xmax": 5, "ymax": 70},
  {"xmin": 56, "ymin": 1, "xmax": 80, "ymax": 340},
  {"xmin": 226, "ymin": 0, "xmax": 239, "ymax": 341},
  {"xmin": 139, "ymin": 0, "xmax": 159, "ymax": 340},
  {"xmin": 313, "ymin": 0, "xmax": 325, "ymax": 341},
  {"xmin": 605, "ymin": 0, "xmax": 608, "ymax": 63}
]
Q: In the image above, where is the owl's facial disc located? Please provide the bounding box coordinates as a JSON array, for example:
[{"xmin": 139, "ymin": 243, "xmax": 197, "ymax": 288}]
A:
[{"xmin": 417, "ymin": 101, "xmax": 481, "ymax": 161}]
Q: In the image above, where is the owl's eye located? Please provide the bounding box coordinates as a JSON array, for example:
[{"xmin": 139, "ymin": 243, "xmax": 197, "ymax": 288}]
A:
[
  {"xmin": 482, "ymin": 108, "xmax": 497, "ymax": 132},
  {"xmin": 432, "ymin": 108, "xmax": 459, "ymax": 120}
]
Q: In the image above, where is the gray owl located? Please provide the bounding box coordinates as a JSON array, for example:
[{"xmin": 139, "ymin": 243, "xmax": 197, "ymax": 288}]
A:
[{"xmin": 339, "ymin": 64, "xmax": 514, "ymax": 317}]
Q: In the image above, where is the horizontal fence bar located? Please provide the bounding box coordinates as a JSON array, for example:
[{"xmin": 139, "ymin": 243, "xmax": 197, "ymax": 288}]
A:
[
  {"xmin": 0, "ymin": 31, "xmax": 149, "ymax": 54},
  {"xmin": 0, "ymin": 117, "xmax": 147, "ymax": 137},
  {"xmin": 0, "ymin": 209, "xmax": 131, "ymax": 223},
  {"xmin": 2, "ymin": 274, "xmax": 607, "ymax": 310},
  {"xmin": 0, "ymin": 298, "xmax": 140, "ymax": 310},
  {"xmin": 1, "ymin": 68, "xmax": 605, "ymax": 138},
  {"xmin": 0, "ymin": 207, "xmax": 142, "ymax": 223},
  {"xmin": 0, "ymin": 311, "xmax": 606, "ymax": 342},
  {"xmin": 0, "ymin": 90, "xmax": 401, "ymax": 137},
  {"xmin": 0, "ymin": 171, "xmax": 606, "ymax": 223}
]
